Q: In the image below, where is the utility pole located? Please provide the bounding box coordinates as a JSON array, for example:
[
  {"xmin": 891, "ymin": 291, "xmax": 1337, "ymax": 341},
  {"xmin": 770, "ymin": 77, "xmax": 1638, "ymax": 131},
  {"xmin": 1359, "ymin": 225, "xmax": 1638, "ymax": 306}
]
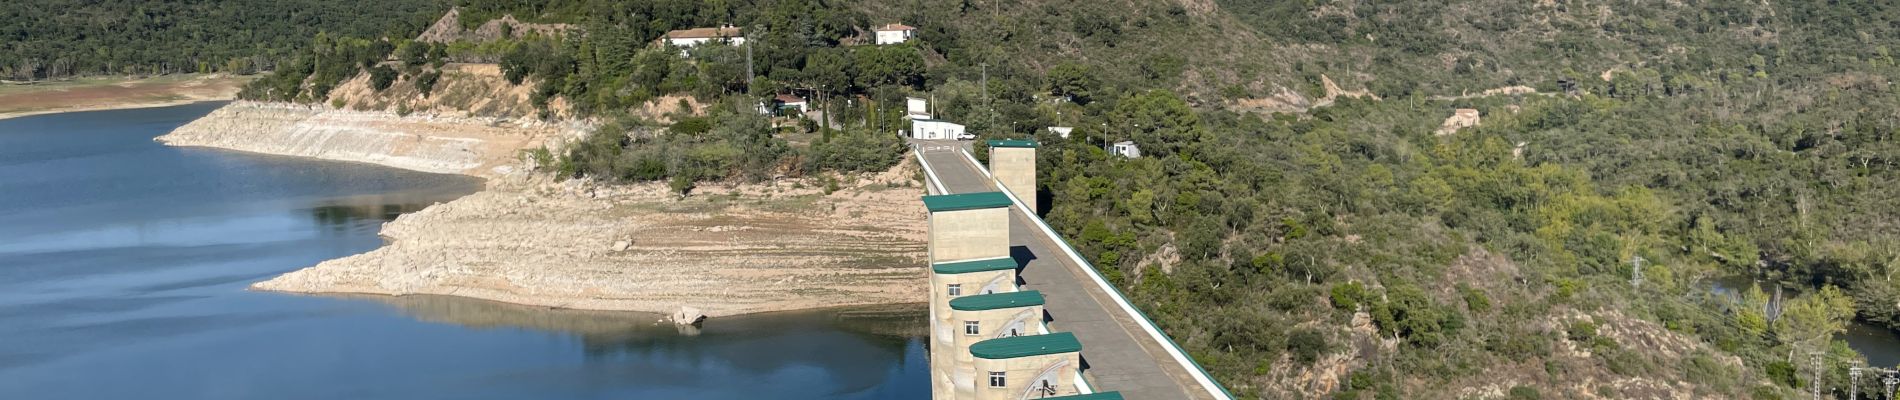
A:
[
  {"xmin": 745, "ymin": 32, "xmax": 755, "ymax": 92},
  {"xmin": 1811, "ymin": 352, "xmax": 1822, "ymax": 400},
  {"xmin": 1853, "ymin": 367, "xmax": 1862, "ymax": 400},
  {"xmin": 980, "ymin": 63, "xmax": 990, "ymax": 133}
]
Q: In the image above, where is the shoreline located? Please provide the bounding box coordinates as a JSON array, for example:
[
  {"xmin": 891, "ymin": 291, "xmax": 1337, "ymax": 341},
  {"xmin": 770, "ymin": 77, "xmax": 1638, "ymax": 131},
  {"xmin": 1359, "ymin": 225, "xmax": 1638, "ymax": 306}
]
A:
[
  {"xmin": 154, "ymin": 100, "xmax": 588, "ymax": 177},
  {"xmin": 309, "ymin": 290, "xmax": 930, "ymax": 321},
  {"xmin": 243, "ymin": 169, "xmax": 930, "ymax": 318},
  {"xmin": 0, "ymin": 74, "xmax": 251, "ymax": 122},
  {"xmin": 146, "ymin": 100, "xmax": 927, "ymax": 318}
]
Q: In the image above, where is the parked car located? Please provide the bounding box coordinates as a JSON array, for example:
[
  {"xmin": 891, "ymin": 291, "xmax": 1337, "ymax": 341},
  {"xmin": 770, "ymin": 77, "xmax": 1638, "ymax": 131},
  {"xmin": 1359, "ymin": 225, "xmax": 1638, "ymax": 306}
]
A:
[{"xmin": 956, "ymin": 133, "xmax": 977, "ymax": 140}]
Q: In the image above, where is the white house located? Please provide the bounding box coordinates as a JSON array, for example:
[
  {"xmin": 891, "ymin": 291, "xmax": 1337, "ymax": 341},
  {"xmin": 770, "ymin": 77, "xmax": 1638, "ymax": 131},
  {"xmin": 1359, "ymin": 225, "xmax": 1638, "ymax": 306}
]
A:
[
  {"xmin": 1112, "ymin": 141, "xmax": 1142, "ymax": 158},
  {"xmin": 873, "ymin": 23, "xmax": 917, "ymax": 45},
  {"xmin": 774, "ymin": 94, "xmax": 809, "ymax": 114},
  {"xmin": 906, "ymin": 97, "xmax": 931, "ymax": 119},
  {"xmin": 911, "ymin": 119, "xmax": 965, "ymax": 140},
  {"xmin": 1047, "ymin": 126, "xmax": 1073, "ymax": 139},
  {"xmin": 662, "ymin": 25, "xmax": 745, "ymax": 48}
]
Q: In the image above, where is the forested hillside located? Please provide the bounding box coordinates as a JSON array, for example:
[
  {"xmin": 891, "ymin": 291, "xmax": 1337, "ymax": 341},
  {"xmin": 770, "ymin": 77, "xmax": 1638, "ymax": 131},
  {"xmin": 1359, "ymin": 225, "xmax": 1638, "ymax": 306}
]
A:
[
  {"xmin": 0, "ymin": 0, "xmax": 443, "ymax": 80},
  {"xmin": 1005, "ymin": 1, "xmax": 1900, "ymax": 398},
  {"xmin": 63, "ymin": 0, "xmax": 1900, "ymax": 397}
]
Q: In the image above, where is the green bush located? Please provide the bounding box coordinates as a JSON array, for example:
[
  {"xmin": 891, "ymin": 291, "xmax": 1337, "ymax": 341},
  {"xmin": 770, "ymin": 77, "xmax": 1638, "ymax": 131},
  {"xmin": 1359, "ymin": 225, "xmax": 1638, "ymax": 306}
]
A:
[
  {"xmin": 414, "ymin": 70, "xmax": 441, "ymax": 97},
  {"xmin": 1286, "ymin": 328, "xmax": 1329, "ymax": 365},
  {"xmin": 804, "ymin": 129, "xmax": 904, "ymax": 175},
  {"xmin": 368, "ymin": 65, "xmax": 398, "ymax": 92},
  {"xmin": 1460, "ymin": 285, "xmax": 1491, "ymax": 312},
  {"xmin": 1330, "ymin": 281, "xmax": 1366, "ymax": 311},
  {"xmin": 1764, "ymin": 361, "xmax": 1798, "ymax": 388},
  {"xmin": 671, "ymin": 117, "xmax": 712, "ymax": 136},
  {"xmin": 1507, "ymin": 386, "xmax": 1540, "ymax": 400},
  {"xmin": 1566, "ymin": 320, "xmax": 1598, "ymax": 343}
]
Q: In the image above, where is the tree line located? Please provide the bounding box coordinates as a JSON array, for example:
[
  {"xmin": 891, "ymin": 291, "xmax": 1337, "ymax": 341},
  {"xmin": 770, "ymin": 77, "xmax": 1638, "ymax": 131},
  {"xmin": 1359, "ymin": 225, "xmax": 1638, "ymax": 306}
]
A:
[{"xmin": 0, "ymin": 0, "xmax": 442, "ymax": 81}]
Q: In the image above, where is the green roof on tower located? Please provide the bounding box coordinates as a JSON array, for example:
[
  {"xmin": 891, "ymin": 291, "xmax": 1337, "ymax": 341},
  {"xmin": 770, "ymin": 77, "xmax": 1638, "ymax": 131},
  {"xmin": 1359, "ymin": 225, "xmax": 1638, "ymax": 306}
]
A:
[
  {"xmin": 922, "ymin": 192, "xmax": 1012, "ymax": 212},
  {"xmin": 987, "ymin": 139, "xmax": 1040, "ymax": 148},
  {"xmin": 970, "ymin": 332, "xmax": 1082, "ymax": 359},
  {"xmin": 1041, "ymin": 393, "xmax": 1125, "ymax": 400},
  {"xmin": 932, "ymin": 257, "xmax": 1018, "ymax": 274},
  {"xmin": 950, "ymin": 290, "xmax": 1044, "ymax": 311}
]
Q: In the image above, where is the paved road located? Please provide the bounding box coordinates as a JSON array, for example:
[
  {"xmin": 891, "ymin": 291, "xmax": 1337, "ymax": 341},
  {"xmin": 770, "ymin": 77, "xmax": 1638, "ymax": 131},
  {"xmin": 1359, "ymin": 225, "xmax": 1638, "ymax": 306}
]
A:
[{"xmin": 918, "ymin": 145, "xmax": 1212, "ymax": 400}]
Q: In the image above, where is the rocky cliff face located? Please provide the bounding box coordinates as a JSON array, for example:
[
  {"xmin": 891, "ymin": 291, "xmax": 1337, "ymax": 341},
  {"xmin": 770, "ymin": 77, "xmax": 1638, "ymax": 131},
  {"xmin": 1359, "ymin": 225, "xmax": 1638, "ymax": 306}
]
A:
[
  {"xmin": 415, "ymin": 7, "xmax": 576, "ymax": 45},
  {"xmin": 157, "ymin": 62, "xmax": 595, "ymax": 177},
  {"xmin": 157, "ymin": 101, "xmax": 587, "ymax": 177}
]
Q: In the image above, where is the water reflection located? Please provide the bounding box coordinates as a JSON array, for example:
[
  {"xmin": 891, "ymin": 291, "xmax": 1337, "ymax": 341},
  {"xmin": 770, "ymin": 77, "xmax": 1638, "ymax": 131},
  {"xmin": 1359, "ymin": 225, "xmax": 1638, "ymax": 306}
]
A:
[
  {"xmin": 1706, "ymin": 276, "xmax": 1900, "ymax": 367},
  {"xmin": 355, "ymin": 294, "xmax": 929, "ymax": 395},
  {"xmin": 308, "ymin": 192, "xmax": 459, "ymax": 227}
]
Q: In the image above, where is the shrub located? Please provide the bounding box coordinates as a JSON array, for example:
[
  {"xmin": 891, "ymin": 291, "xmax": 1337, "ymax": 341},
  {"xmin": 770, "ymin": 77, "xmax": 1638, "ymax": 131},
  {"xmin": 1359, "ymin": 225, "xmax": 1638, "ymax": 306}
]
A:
[
  {"xmin": 525, "ymin": 147, "xmax": 554, "ymax": 170},
  {"xmin": 1330, "ymin": 281, "xmax": 1367, "ymax": 311},
  {"xmin": 1507, "ymin": 386, "xmax": 1541, "ymax": 400},
  {"xmin": 804, "ymin": 129, "xmax": 904, "ymax": 174},
  {"xmin": 368, "ymin": 65, "xmax": 398, "ymax": 91},
  {"xmin": 1764, "ymin": 361, "xmax": 1798, "ymax": 388},
  {"xmin": 671, "ymin": 117, "xmax": 712, "ymax": 136},
  {"xmin": 668, "ymin": 175, "xmax": 695, "ymax": 195},
  {"xmin": 1460, "ymin": 285, "xmax": 1492, "ymax": 312},
  {"xmin": 1286, "ymin": 328, "xmax": 1329, "ymax": 364},
  {"xmin": 415, "ymin": 70, "xmax": 441, "ymax": 97},
  {"xmin": 1567, "ymin": 320, "xmax": 1599, "ymax": 343}
]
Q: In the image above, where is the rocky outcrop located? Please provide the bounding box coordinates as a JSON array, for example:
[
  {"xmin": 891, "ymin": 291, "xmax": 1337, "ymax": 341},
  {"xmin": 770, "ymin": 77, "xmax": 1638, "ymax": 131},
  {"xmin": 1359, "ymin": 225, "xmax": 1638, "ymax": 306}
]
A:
[
  {"xmin": 416, "ymin": 8, "xmax": 576, "ymax": 45},
  {"xmin": 1435, "ymin": 108, "xmax": 1481, "ymax": 136},
  {"xmin": 157, "ymin": 101, "xmax": 588, "ymax": 177}
]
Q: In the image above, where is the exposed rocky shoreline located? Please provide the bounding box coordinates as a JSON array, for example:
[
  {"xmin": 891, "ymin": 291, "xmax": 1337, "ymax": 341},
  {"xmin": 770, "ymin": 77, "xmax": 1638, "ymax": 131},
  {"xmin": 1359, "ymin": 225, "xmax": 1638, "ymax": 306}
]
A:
[
  {"xmin": 157, "ymin": 101, "xmax": 588, "ymax": 177},
  {"xmin": 250, "ymin": 170, "xmax": 929, "ymax": 317},
  {"xmin": 158, "ymin": 100, "xmax": 928, "ymax": 317}
]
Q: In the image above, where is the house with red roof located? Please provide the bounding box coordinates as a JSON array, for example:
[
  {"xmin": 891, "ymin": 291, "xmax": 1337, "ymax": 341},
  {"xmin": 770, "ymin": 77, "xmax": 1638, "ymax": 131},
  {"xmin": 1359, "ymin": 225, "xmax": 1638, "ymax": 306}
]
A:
[{"xmin": 873, "ymin": 23, "xmax": 916, "ymax": 45}]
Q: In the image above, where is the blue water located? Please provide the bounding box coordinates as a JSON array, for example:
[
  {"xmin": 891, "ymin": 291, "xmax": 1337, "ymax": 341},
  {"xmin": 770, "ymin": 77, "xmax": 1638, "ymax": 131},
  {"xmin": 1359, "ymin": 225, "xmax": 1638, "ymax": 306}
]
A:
[{"xmin": 0, "ymin": 103, "xmax": 928, "ymax": 399}]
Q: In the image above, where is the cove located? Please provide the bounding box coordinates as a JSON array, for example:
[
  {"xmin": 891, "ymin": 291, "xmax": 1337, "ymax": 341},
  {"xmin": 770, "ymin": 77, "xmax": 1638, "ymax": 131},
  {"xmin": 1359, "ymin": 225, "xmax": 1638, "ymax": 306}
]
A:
[{"xmin": 0, "ymin": 103, "xmax": 928, "ymax": 399}]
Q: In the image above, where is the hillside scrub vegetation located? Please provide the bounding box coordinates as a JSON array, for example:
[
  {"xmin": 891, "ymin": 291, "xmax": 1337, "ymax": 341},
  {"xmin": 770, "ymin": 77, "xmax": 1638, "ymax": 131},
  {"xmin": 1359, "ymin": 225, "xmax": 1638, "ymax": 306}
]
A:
[{"xmin": 83, "ymin": 0, "xmax": 1900, "ymax": 397}]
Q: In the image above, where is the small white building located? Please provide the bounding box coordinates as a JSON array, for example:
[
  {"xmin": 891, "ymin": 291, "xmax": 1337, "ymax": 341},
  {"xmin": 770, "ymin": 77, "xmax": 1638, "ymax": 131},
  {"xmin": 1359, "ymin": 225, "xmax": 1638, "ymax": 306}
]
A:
[
  {"xmin": 906, "ymin": 97, "xmax": 931, "ymax": 119},
  {"xmin": 873, "ymin": 23, "xmax": 917, "ymax": 45},
  {"xmin": 1047, "ymin": 127, "xmax": 1073, "ymax": 139},
  {"xmin": 912, "ymin": 119, "xmax": 966, "ymax": 140},
  {"xmin": 774, "ymin": 94, "xmax": 809, "ymax": 114},
  {"xmin": 1112, "ymin": 141, "xmax": 1141, "ymax": 158},
  {"xmin": 662, "ymin": 25, "xmax": 745, "ymax": 48}
]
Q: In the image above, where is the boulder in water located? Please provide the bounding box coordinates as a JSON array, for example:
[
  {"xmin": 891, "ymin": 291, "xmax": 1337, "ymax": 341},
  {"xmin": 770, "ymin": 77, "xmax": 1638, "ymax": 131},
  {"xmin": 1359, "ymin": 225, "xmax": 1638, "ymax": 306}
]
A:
[{"xmin": 671, "ymin": 306, "xmax": 706, "ymax": 325}]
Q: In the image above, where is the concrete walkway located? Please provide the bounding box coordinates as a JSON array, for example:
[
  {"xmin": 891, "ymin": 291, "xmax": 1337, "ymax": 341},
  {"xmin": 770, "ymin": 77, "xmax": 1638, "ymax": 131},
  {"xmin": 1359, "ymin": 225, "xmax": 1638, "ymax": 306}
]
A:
[{"xmin": 918, "ymin": 146, "xmax": 1213, "ymax": 400}]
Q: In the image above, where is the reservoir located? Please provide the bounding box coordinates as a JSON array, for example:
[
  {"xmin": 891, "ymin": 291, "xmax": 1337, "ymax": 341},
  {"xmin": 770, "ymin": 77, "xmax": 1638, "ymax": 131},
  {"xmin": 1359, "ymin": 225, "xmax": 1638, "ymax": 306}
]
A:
[
  {"xmin": 0, "ymin": 103, "xmax": 928, "ymax": 399},
  {"xmin": 1707, "ymin": 276, "xmax": 1900, "ymax": 368}
]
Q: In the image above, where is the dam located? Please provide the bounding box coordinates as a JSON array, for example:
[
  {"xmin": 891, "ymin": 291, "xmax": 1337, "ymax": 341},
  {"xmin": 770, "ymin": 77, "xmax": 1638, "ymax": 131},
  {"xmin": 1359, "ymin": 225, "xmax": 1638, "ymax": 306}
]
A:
[{"xmin": 915, "ymin": 140, "xmax": 1233, "ymax": 400}]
